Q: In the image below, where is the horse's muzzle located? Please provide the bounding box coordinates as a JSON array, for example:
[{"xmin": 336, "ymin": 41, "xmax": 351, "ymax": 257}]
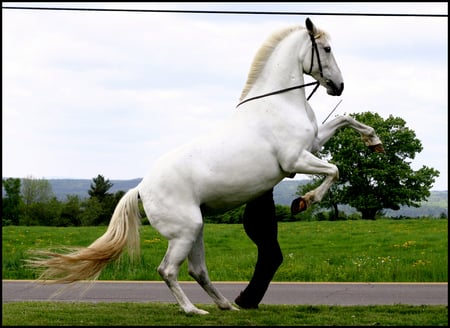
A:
[{"xmin": 326, "ymin": 81, "xmax": 344, "ymax": 96}]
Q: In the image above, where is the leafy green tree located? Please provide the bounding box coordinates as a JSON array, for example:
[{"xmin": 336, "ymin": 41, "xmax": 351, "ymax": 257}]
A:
[
  {"xmin": 20, "ymin": 176, "xmax": 58, "ymax": 225},
  {"xmin": 85, "ymin": 174, "xmax": 119, "ymax": 225},
  {"xmin": 21, "ymin": 176, "xmax": 54, "ymax": 206},
  {"xmin": 23, "ymin": 197, "xmax": 62, "ymax": 226},
  {"xmin": 59, "ymin": 195, "xmax": 83, "ymax": 226},
  {"xmin": 88, "ymin": 174, "xmax": 113, "ymax": 200},
  {"xmin": 2, "ymin": 178, "xmax": 24, "ymax": 225},
  {"xmin": 80, "ymin": 197, "xmax": 103, "ymax": 226},
  {"xmin": 298, "ymin": 112, "xmax": 440, "ymax": 220}
]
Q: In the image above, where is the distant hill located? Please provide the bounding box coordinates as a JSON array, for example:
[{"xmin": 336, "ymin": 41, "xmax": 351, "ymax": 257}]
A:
[
  {"xmin": 3, "ymin": 178, "xmax": 447, "ymax": 218},
  {"xmin": 48, "ymin": 178, "xmax": 142, "ymax": 199}
]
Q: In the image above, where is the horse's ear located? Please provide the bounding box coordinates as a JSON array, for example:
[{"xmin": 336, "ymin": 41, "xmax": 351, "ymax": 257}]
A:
[{"xmin": 305, "ymin": 17, "xmax": 317, "ymax": 36}]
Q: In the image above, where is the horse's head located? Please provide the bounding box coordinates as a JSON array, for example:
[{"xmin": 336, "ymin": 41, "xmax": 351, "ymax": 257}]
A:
[{"xmin": 303, "ymin": 18, "xmax": 344, "ymax": 96}]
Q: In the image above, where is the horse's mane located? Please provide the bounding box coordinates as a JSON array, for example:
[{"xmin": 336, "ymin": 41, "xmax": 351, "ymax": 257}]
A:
[
  {"xmin": 239, "ymin": 26, "xmax": 304, "ymax": 101},
  {"xmin": 239, "ymin": 25, "xmax": 328, "ymax": 101}
]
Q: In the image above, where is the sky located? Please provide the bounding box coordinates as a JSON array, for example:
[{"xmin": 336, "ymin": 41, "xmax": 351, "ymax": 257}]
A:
[{"xmin": 2, "ymin": 2, "xmax": 448, "ymax": 191}]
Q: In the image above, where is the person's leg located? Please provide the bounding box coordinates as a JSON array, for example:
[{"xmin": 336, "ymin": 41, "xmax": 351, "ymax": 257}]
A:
[{"xmin": 235, "ymin": 189, "xmax": 283, "ymax": 309}]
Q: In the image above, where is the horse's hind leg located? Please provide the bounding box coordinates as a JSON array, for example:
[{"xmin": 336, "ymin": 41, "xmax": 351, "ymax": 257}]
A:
[
  {"xmin": 288, "ymin": 151, "xmax": 339, "ymax": 214},
  {"xmin": 158, "ymin": 231, "xmax": 210, "ymax": 315},
  {"xmin": 187, "ymin": 229, "xmax": 239, "ymax": 311}
]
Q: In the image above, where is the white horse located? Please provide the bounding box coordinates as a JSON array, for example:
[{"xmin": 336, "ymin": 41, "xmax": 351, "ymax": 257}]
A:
[{"xmin": 28, "ymin": 18, "xmax": 383, "ymax": 315}]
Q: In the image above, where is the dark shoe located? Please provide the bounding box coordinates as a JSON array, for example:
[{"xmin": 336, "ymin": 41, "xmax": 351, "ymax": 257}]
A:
[{"xmin": 235, "ymin": 292, "xmax": 259, "ymax": 309}]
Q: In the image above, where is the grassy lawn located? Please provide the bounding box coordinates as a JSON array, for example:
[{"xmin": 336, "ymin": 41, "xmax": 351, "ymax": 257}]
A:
[
  {"xmin": 2, "ymin": 219, "xmax": 447, "ymax": 282},
  {"xmin": 2, "ymin": 219, "xmax": 447, "ymax": 325},
  {"xmin": 2, "ymin": 302, "xmax": 448, "ymax": 326}
]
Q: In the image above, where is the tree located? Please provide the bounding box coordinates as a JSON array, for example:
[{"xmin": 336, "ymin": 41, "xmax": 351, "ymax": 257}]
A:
[
  {"xmin": 59, "ymin": 195, "xmax": 83, "ymax": 226},
  {"xmin": 24, "ymin": 197, "xmax": 62, "ymax": 226},
  {"xmin": 2, "ymin": 178, "xmax": 23, "ymax": 225},
  {"xmin": 21, "ymin": 176, "xmax": 54, "ymax": 206},
  {"xmin": 20, "ymin": 176, "xmax": 57, "ymax": 225},
  {"xmin": 298, "ymin": 112, "xmax": 440, "ymax": 220},
  {"xmin": 88, "ymin": 174, "xmax": 113, "ymax": 200},
  {"xmin": 80, "ymin": 197, "xmax": 103, "ymax": 226},
  {"xmin": 86, "ymin": 174, "xmax": 115, "ymax": 225}
]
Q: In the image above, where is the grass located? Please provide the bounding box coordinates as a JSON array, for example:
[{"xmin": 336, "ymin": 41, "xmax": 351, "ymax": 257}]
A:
[
  {"xmin": 2, "ymin": 219, "xmax": 447, "ymax": 282},
  {"xmin": 2, "ymin": 219, "xmax": 448, "ymax": 326},
  {"xmin": 2, "ymin": 302, "xmax": 448, "ymax": 326}
]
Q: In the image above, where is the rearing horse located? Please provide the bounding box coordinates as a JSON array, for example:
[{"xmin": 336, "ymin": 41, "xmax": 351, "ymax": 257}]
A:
[{"xmin": 28, "ymin": 18, "xmax": 383, "ymax": 315}]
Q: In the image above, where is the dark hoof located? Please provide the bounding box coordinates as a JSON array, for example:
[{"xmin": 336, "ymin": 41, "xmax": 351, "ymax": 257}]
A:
[
  {"xmin": 291, "ymin": 197, "xmax": 307, "ymax": 215},
  {"xmin": 235, "ymin": 292, "xmax": 259, "ymax": 309},
  {"xmin": 369, "ymin": 143, "xmax": 385, "ymax": 153}
]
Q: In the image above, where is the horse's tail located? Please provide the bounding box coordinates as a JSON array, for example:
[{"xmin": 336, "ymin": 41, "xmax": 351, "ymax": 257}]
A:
[{"xmin": 27, "ymin": 187, "xmax": 141, "ymax": 283}]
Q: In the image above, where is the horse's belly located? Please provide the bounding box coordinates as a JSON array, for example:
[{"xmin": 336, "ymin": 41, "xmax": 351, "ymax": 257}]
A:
[{"xmin": 198, "ymin": 172, "xmax": 283, "ymax": 214}]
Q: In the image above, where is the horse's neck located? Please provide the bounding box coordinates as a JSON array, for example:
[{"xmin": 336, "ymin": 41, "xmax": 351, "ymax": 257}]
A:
[{"xmin": 246, "ymin": 30, "xmax": 309, "ymax": 101}]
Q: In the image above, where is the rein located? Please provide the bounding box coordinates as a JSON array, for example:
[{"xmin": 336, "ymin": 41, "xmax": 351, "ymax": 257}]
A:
[
  {"xmin": 236, "ymin": 81, "xmax": 320, "ymax": 108},
  {"xmin": 236, "ymin": 31, "xmax": 323, "ymax": 109}
]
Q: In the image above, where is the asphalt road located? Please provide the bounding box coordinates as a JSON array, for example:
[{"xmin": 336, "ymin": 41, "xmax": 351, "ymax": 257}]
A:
[{"xmin": 3, "ymin": 280, "xmax": 447, "ymax": 306}]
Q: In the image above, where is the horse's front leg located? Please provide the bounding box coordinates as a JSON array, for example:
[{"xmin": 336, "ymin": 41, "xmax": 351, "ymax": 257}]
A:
[
  {"xmin": 312, "ymin": 115, "xmax": 384, "ymax": 153},
  {"xmin": 286, "ymin": 151, "xmax": 340, "ymax": 214}
]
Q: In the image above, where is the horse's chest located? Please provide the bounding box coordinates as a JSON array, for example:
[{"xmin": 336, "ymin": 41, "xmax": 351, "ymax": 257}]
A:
[{"xmin": 277, "ymin": 119, "xmax": 317, "ymax": 149}]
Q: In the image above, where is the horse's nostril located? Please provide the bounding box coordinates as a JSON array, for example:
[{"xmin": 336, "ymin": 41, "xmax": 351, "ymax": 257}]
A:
[{"xmin": 326, "ymin": 81, "xmax": 344, "ymax": 96}]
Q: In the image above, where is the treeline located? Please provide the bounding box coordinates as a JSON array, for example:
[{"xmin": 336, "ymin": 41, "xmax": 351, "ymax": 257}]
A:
[
  {"xmin": 2, "ymin": 174, "xmax": 447, "ymax": 227},
  {"xmin": 2, "ymin": 175, "xmax": 126, "ymax": 227}
]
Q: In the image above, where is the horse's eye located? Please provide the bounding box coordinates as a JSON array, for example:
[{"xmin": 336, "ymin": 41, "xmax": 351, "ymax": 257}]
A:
[{"xmin": 324, "ymin": 46, "xmax": 331, "ymax": 53}]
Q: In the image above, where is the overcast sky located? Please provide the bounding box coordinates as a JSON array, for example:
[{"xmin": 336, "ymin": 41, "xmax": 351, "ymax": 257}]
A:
[{"xmin": 3, "ymin": 2, "xmax": 448, "ymax": 191}]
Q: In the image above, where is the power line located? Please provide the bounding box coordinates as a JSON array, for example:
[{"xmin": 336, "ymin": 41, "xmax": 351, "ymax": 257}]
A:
[{"xmin": 1, "ymin": 6, "xmax": 447, "ymax": 17}]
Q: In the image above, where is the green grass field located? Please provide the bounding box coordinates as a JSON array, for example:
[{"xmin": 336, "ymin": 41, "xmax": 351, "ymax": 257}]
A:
[
  {"xmin": 2, "ymin": 219, "xmax": 448, "ymax": 326},
  {"xmin": 2, "ymin": 219, "xmax": 447, "ymax": 282},
  {"xmin": 2, "ymin": 302, "xmax": 447, "ymax": 326}
]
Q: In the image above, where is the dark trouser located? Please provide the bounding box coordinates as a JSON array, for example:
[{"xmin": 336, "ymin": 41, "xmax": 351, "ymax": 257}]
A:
[{"xmin": 235, "ymin": 188, "xmax": 283, "ymax": 309}]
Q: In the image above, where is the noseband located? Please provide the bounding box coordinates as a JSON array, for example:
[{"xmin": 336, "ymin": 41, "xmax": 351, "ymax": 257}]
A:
[{"xmin": 236, "ymin": 32, "xmax": 324, "ymax": 108}]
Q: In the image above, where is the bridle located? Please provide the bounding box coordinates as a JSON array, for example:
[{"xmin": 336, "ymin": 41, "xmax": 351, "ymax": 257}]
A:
[{"xmin": 236, "ymin": 32, "xmax": 324, "ymax": 108}]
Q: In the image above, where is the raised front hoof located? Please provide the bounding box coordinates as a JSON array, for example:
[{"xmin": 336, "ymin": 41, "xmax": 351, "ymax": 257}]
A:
[
  {"xmin": 369, "ymin": 143, "xmax": 385, "ymax": 153},
  {"xmin": 291, "ymin": 197, "xmax": 307, "ymax": 215}
]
